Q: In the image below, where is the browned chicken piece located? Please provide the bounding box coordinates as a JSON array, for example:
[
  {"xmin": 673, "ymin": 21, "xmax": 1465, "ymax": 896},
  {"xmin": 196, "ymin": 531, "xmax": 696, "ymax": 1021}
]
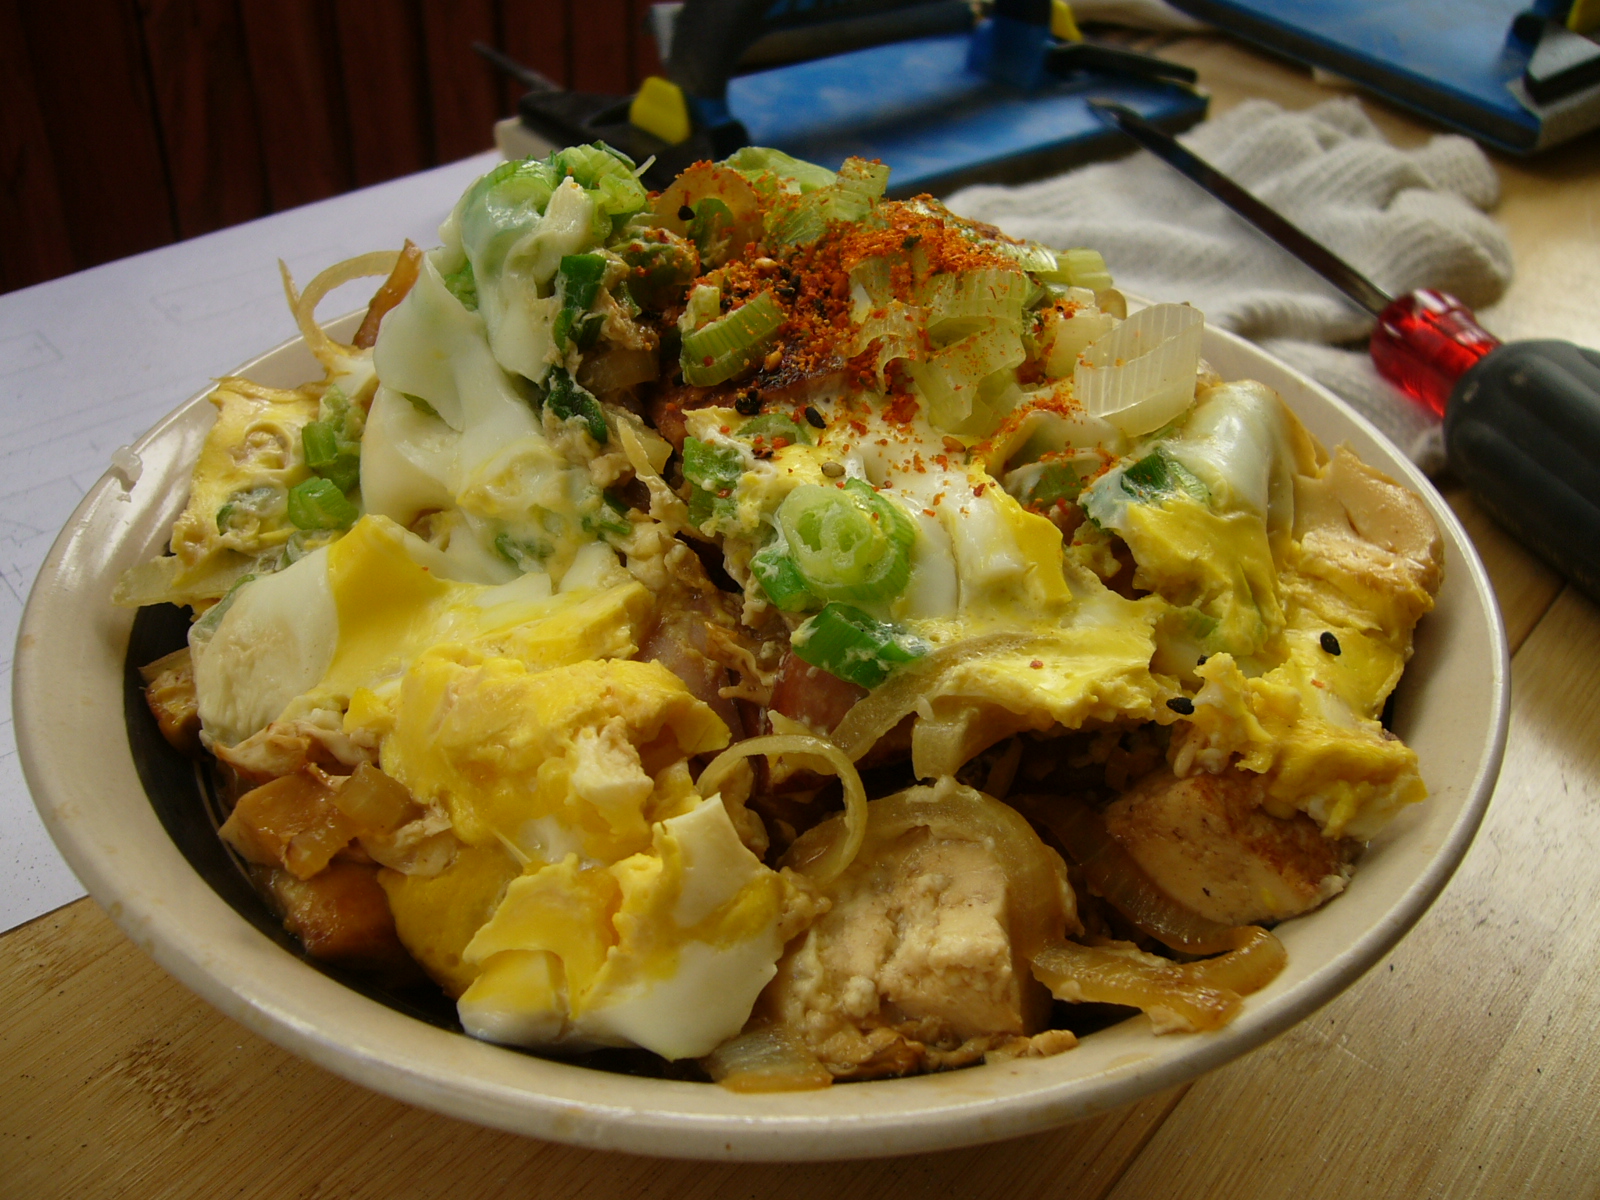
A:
[
  {"xmin": 1292, "ymin": 444, "xmax": 1444, "ymax": 643},
  {"xmin": 140, "ymin": 647, "xmax": 201, "ymax": 755},
  {"xmin": 762, "ymin": 825, "xmax": 1057, "ymax": 1079},
  {"xmin": 768, "ymin": 652, "xmax": 866, "ymax": 736},
  {"xmin": 220, "ymin": 771, "xmax": 356, "ymax": 881},
  {"xmin": 255, "ymin": 861, "xmax": 414, "ymax": 972},
  {"xmin": 1104, "ymin": 768, "xmax": 1355, "ymax": 927},
  {"xmin": 636, "ymin": 543, "xmax": 750, "ymax": 737}
]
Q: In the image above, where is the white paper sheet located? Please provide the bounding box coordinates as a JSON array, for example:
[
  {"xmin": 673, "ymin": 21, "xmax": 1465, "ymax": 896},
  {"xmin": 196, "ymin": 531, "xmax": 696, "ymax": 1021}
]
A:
[{"xmin": 0, "ymin": 152, "xmax": 499, "ymax": 932}]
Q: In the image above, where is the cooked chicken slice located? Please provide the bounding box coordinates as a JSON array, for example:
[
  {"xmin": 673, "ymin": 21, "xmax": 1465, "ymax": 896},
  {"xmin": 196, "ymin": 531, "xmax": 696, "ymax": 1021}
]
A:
[
  {"xmin": 1104, "ymin": 768, "xmax": 1355, "ymax": 926},
  {"xmin": 255, "ymin": 861, "xmax": 414, "ymax": 973},
  {"xmin": 763, "ymin": 794, "xmax": 1069, "ymax": 1079},
  {"xmin": 140, "ymin": 646, "xmax": 201, "ymax": 754}
]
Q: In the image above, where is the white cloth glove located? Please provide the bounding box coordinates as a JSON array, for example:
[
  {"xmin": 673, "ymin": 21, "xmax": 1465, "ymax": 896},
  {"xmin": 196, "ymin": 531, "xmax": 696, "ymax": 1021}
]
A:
[{"xmin": 947, "ymin": 98, "xmax": 1514, "ymax": 472}]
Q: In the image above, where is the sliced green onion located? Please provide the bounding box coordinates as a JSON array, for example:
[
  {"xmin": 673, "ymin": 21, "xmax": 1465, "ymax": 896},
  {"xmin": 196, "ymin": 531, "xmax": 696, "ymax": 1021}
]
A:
[
  {"xmin": 724, "ymin": 146, "xmax": 837, "ymax": 193},
  {"xmin": 750, "ymin": 543, "xmax": 817, "ymax": 612},
  {"xmin": 923, "ymin": 268, "xmax": 1030, "ymax": 341},
  {"xmin": 791, "ymin": 603, "xmax": 928, "ymax": 688},
  {"xmin": 777, "ymin": 478, "xmax": 915, "ymax": 605},
  {"xmin": 553, "ymin": 253, "xmax": 608, "ymax": 352},
  {"xmin": 214, "ymin": 484, "xmax": 284, "ymax": 535},
  {"xmin": 682, "ymin": 436, "xmax": 744, "ymax": 530},
  {"xmin": 682, "ymin": 437, "xmax": 742, "ymax": 491},
  {"xmin": 582, "ymin": 490, "xmax": 632, "ymax": 538},
  {"xmin": 770, "ymin": 197, "xmax": 830, "ymax": 247},
  {"xmin": 287, "ymin": 478, "xmax": 358, "ymax": 531},
  {"xmin": 494, "ymin": 531, "xmax": 554, "ymax": 570},
  {"xmin": 998, "ymin": 240, "xmax": 1065, "ymax": 280},
  {"xmin": 680, "ymin": 290, "xmax": 785, "ymax": 386},
  {"xmin": 1122, "ymin": 449, "xmax": 1209, "ymax": 506},
  {"xmin": 402, "ymin": 392, "xmax": 441, "ymax": 420},
  {"xmin": 687, "ymin": 197, "xmax": 736, "ymax": 263},
  {"xmin": 442, "ymin": 258, "xmax": 478, "ymax": 310},
  {"xmin": 544, "ymin": 367, "xmax": 608, "ymax": 443},
  {"xmin": 1025, "ymin": 461, "xmax": 1081, "ymax": 508},
  {"xmin": 909, "ymin": 320, "xmax": 1026, "ymax": 431},
  {"xmin": 835, "ymin": 157, "xmax": 890, "ymax": 201},
  {"xmin": 737, "ymin": 413, "xmax": 811, "ymax": 446},
  {"xmin": 301, "ymin": 420, "xmax": 360, "ymax": 493},
  {"xmin": 551, "ymin": 143, "xmax": 648, "ymax": 240},
  {"xmin": 191, "ymin": 572, "xmax": 257, "ymax": 639},
  {"xmin": 1058, "ymin": 247, "xmax": 1113, "ymax": 291},
  {"xmin": 614, "ymin": 234, "xmax": 698, "ymax": 310}
]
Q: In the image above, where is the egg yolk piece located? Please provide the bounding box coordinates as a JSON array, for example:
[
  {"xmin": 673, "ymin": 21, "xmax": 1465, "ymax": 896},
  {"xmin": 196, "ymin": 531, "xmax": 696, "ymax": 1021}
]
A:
[
  {"xmin": 193, "ymin": 514, "xmax": 653, "ymax": 748},
  {"xmin": 376, "ymin": 655, "xmax": 731, "ymax": 864},
  {"xmin": 456, "ymin": 794, "xmax": 794, "ymax": 1059}
]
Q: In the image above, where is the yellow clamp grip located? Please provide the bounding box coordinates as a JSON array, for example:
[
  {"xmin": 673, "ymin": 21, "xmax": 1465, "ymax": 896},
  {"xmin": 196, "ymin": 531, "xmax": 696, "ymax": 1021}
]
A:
[
  {"xmin": 1051, "ymin": 0, "xmax": 1083, "ymax": 42},
  {"xmin": 630, "ymin": 76, "xmax": 693, "ymax": 146}
]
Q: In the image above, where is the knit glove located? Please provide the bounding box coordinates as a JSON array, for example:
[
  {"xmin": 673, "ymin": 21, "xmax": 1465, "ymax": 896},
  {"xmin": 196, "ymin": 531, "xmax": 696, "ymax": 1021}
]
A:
[{"xmin": 947, "ymin": 97, "xmax": 1514, "ymax": 471}]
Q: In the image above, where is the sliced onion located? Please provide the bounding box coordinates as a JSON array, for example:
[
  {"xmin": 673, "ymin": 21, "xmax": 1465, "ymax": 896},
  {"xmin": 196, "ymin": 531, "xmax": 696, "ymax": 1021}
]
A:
[
  {"xmin": 1075, "ymin": 303, "xmax": 1203, "ymax": 436},
  {"xmin": 1031, "ymin": 939, "xmax": 1239, "ymax": 1033},
  {"xmin": 696, "ymin": 734, "xmax": 867, "ymax": 884},
  {"xmin": 1014, "ymin": 792, "xmax": 1238, "ymax": 955},
  {"xmin": 1188, "ymin": 925, "xmax": 1287, "ymax": 994},
  {"xmin": 829, "ymin": 633, "xmax": 1037, "ymax": 762},
  {"xmin": 353, "ymin": 240, "xmax": 424, "ymax": 348},
  {"xmin": 280, "ymin": 250, "xmax": 402, "ymax": 370},
  {"xmin": 702, "ymin": 1025, "xmax": 833, "ymax": 1092},
  {"xmin": 1030, "ymin": 924, "xmax": 1286, "ymax": 1034}
]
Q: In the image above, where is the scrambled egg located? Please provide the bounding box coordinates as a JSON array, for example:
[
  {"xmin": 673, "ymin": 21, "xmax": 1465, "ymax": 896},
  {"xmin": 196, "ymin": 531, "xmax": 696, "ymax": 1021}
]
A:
[
  {"xmin": 121, "ymin": 144, "xmax": 1444, "ymax": 1073},
  {"xmin": 188, "ymin": 515, "xmax": 809, "ymax": 1058}
]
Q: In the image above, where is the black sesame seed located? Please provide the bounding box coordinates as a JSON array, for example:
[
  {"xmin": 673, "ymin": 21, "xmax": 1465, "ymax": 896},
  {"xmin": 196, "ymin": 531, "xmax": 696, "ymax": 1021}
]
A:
[
  {"xmin": 1166, "ymin": 697, "xmax": 1195, "ymax": 715},
  {"xmin": 734, "ymin": 391, "xmax": 762, "ymax": 416},
  {"xmin": 1320, "ymin": 631, "xmax": 1342, "ymax": 656},
  {"xmin": 1196, "ymin": 655, "xmax": 1208, "ymax": 666},
  {"xmin": 804, "ymin": 406, "xmax": 826, "ymax": 429},
  {"xmin": 677, "ymin": 204, "xmax": 696, "ymax": 222}
]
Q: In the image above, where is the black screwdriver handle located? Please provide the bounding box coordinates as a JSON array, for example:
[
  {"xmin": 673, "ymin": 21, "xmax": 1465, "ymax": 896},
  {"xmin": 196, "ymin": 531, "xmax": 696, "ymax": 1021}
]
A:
[{"xmin": 1444, "ymin": 340, "xmax": 1600, "ymax": 601}]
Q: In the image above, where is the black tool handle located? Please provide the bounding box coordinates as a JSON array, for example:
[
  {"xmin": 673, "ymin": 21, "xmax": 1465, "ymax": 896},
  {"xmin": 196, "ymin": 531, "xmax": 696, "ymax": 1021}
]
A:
[
  {"xmin": 667, "ymin": 0, "xmax": 953, "ymax": 99},
  {"xmin": 1444, "ymin": 339, "xmax": 1600, "ymax": 601}
]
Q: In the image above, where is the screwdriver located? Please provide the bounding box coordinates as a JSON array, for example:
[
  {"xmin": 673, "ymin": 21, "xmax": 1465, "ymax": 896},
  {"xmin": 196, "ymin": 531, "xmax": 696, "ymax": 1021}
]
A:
[{"xmin": 1088, "ymin": 100, "xmax": 1600, "ymax": 601}]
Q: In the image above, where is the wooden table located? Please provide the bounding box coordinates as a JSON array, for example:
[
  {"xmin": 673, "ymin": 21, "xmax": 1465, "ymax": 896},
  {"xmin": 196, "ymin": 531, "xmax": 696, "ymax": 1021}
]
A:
[{"xmin": 4, "ymin": 36, "xmax": 1598, "ymax": 1200}]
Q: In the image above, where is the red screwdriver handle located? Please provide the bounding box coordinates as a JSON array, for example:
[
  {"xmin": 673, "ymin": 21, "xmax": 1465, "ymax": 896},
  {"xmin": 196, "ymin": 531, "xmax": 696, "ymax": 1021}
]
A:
[{"xmin": 1369, "ymin": 289, "xmax": 1503, "ymax": 417}]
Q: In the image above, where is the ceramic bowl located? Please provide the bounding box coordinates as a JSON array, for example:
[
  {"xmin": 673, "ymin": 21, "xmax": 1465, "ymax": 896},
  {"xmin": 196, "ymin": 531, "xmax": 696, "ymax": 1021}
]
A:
[{"xmin": 14, "ymin": 316, "xmax": 1509, "ymax": 1161}]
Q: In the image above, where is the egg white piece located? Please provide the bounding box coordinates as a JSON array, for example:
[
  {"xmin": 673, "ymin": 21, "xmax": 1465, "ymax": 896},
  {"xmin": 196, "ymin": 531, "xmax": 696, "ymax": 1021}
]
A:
[
  {"xmin": 457, "ymin": 794, "xmax": 789, "ymax": 1060},
  {"xmin": 190, "ymin": 548, "xmax": 338, "ymax": 747}
]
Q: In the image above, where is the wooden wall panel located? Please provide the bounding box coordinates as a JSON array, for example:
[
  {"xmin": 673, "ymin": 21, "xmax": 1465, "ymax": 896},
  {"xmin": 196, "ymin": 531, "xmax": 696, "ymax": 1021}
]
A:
[
  {"xmin": 570, "ymin": 0, "xmax": 632, "ymax": 94},
  {"xmin": 0, "ymin": 0, "xmax": 76, "ymax": 291},
  {"xmin": 138, "ymin": 0, "xmax": 271, "ymax": 238},
  {"xmin": 238, "ymin": 0, "xmax": 353, "ymax": 210},
  {"xmin": 631, "ymin": 0, "xmax": 663, "ymax": 84},
  {"xmin": 6, "ymin": 0, "xmax": 605, "ymax": 296},
  {"xmin": 504, "ymin": 0, "xmax": 572, "ymax": 95},
  {"xmin": 334, "ymin": 0, "xmax": 433, "ymax": 187},
  {"xmin": 421, "ymin": 0, "xmax": 503, "ymax": 163},
  {"xmin": 18, "ymin": 0, "xmax": 176, "ymax": 268}
]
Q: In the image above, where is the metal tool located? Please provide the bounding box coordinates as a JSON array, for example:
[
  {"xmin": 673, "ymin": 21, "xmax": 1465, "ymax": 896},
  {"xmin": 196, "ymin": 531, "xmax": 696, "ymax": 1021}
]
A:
[{"xmin": 1089, "ymin": 99, "xmax": 1600, "ymax": 600}]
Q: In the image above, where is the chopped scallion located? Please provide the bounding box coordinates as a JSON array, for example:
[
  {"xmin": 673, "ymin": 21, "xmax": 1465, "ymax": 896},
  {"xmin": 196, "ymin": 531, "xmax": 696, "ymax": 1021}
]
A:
[
  {"xmin": 777, "ymin": 478, "xmax": 916, "ymax": 604},
  {"xmin": 791, "ymin": 602, "xmax": 928, "ymax": 688},
  {"xmin": 737, "ymin": 413, "xmax": 811, "ymax": 446},
  {"xmin": 680, "ymin": 291, "xmax": 785, "ymax": 386},
  {"xmin": 286, "ymin": 478, "xmax": 358, "ymax": 531},
  {"xmin": 544, "ymin": 367, "xmax": 608, "ymax": 443}
]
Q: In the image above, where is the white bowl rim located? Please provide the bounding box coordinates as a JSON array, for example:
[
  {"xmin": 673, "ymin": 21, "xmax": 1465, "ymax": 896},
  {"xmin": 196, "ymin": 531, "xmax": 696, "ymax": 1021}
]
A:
[{"xmin": 14, "ymin": 316, "xmax": 1510, "ymax": 1161}]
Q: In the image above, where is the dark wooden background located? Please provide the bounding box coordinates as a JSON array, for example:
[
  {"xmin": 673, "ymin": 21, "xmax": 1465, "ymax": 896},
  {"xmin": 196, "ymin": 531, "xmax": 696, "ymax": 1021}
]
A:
[{"xmin": 2, "ymin": 0, "xmax": 660, "ymax": 295}]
